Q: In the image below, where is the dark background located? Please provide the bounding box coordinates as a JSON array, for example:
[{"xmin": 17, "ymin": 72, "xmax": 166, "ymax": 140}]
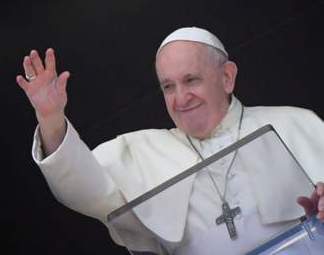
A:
[{"xmin": 1, "ymin": 0, "xmax": 324, "ymax": 254}]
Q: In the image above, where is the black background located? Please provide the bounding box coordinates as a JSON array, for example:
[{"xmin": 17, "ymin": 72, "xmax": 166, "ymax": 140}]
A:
[{"xmin": 1, "ymin": 0, "xmax": 324, "ymax": 254}]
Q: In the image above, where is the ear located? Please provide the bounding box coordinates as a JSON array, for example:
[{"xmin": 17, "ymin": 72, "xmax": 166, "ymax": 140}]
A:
[{"xmin": 222, "ymin": 61, "xmax": 238, "ymax": 94}]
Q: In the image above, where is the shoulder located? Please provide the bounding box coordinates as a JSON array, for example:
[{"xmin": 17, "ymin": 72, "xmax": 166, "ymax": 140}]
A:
[
  {"xmin": 245, "ymin": 105, "xmax": 322, "ymax": 124},
  {"xmin": 93, "ymin": 128, "xmax": 176, "ymax": 153},
  {"xmin": 243, "ymin": 105, "xmax": 324, "ymax": 147},
  {"xmin": 121, "ymin": 128, "xmax": 176, "ymax": 141}
]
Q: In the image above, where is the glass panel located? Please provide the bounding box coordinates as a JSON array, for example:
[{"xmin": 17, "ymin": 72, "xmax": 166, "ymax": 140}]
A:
[
  {"xmin": 107, "ymin": 125, "xmax": 322, "ymax": 255},
  {"xmin": 247, "ymin": 215, "xmax": 324, "ymax": 255}
]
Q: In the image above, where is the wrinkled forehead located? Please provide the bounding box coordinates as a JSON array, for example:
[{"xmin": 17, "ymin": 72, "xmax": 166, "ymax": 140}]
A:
[
  {"xmin": 156, "ymin": 40, "xmax": 210, "ymax": 65},
  {"xmin": 155, "ymin": 41, "xmax": 218, "ymax": 82}
]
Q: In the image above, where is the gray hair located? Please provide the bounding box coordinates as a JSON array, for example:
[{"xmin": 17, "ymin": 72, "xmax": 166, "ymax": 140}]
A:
[{"xmin": 206, "ymin": 45, "xmax": 229, "ymax": 67}]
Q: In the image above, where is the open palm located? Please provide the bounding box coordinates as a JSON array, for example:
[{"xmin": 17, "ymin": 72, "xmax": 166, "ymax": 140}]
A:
[{"xmin": 17, "ymin": 48, "xmax": 70, "ymax": 119}]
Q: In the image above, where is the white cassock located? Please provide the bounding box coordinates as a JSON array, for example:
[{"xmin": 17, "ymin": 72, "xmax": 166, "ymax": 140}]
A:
[{"xmin": 32, "ymin": 96, "xmax": 324, "ymax": 254}]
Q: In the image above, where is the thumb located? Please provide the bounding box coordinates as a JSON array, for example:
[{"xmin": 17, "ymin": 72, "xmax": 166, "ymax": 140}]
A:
[
  {"xmin": 297, "ymin": 196, "xmax": 317, "ymax": 216},
  {"xmin": 56, "ymin": 71, "xmax": 70, "ymax": 94}
]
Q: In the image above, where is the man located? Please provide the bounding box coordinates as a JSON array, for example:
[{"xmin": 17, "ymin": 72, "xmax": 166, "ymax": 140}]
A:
[{"xmin": 17, "ymin": 27, "xmax": 324, "ymax": 254}]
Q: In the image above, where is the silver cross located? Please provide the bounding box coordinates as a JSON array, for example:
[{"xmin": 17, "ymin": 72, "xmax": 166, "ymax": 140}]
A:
[{"xmin": 216, "ymin": 201, "xmax": 241, "ymax": 240}]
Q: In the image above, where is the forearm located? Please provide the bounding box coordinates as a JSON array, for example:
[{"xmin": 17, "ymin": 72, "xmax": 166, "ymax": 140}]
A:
[
  {"xmin": 33, "ymin": 120, "xmax": 124, "ymax": 220},
  {"xmin": 37, "ymin": 112, "xmax": 66, "ymax": 156}
]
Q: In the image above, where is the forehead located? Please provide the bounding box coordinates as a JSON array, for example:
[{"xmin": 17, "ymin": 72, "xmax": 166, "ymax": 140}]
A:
[
  {"xmin": 156, "ymin": 41, "xmax": 210, "ymax": 64},
  {"xmin": 155, "ymin": 41, "xmax": 211, "ymax": 77}
]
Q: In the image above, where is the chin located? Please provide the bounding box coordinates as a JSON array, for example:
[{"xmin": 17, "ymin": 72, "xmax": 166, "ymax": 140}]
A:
[
  {"xmin": 174, "ymin": 116, "xmax": 212, "ymax": 138},
  {"xmin": 181, "ymin": 125, "xmax": 211, "ymax": 139},
  {"xmin": 191, "ymin": 131, "xmax": 210, "ymax": 140}
]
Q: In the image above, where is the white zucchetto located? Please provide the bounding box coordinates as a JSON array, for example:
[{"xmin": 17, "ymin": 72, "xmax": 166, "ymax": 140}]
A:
[{"xmin": 157, "ymin": 27, "xmax": 228, "ymax": 57}]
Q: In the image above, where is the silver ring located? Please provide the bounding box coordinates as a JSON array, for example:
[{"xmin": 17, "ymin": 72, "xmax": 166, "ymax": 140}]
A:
[{"xmin": 25, "ymin": 73, "xmax": 36, "ymax": 81}]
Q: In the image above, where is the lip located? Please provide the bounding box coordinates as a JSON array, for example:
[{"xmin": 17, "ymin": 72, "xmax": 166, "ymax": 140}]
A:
[{"xmin": 176, "ymin": 103, "xmax": 202, "ymax": 112}]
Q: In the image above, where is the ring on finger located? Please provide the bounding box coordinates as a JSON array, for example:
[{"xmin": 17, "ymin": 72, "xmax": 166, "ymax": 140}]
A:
[{"xmin": 25, "ymin": 73, "xmax": 36, "ymax": 81}]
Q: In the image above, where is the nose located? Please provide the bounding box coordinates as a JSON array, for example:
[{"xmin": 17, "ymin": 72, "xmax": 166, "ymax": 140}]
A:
[{"xmin": 175, "ymin": 84, "xmax": 193, "ymax": 108}]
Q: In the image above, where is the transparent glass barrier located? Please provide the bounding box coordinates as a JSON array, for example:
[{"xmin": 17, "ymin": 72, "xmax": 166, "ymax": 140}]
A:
[
  {"xmin": 107, "ymin": 125, "xmax": 323, "ymax": 255},
  {"xmin": 247, "ymin": 215, "xmax": 324, "ymax": 255}
]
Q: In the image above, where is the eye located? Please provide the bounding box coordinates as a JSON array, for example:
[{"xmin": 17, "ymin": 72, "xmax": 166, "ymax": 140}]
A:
[
  {"xmin": 161, "ymin": 83, "xmax": 174, "ymax": 93},
  {"xmin": 186, "ymin": 76, "xmax": 200, "ymax": 85}
]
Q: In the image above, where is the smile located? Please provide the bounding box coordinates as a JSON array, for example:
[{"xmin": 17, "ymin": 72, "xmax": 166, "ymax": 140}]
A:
[{"xmin": 177, "ymin": 103, "xmax": 202, "ymax": 112}]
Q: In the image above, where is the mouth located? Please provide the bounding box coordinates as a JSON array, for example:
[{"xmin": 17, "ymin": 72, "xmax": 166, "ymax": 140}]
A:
[{"xmin": 177, "ymin": 103, "xmax": 202, "ymax": 113}]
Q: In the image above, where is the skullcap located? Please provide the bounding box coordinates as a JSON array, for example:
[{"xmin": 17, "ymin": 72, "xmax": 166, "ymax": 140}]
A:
[{"xmin": 157, "ymin": 27, "xmax": 228, "ymax": 57}]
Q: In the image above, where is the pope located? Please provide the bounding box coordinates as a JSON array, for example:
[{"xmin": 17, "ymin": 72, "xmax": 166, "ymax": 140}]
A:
[{"xmin": 17, "ymin": 27, "xmax": 324, "ymax": 254}]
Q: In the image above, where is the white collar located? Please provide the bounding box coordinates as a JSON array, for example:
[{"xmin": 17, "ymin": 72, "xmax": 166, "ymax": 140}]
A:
[{"xmin": 207, "ymin": 95, "xmax": 243, "ymax": 139}]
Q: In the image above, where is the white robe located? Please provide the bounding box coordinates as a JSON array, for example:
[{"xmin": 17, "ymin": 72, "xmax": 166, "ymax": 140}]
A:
[{"xmin": 32, "ymin": 97, "xmax": 324, "ymax": 254}]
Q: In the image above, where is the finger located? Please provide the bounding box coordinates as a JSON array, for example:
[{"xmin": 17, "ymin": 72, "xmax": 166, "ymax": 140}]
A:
[
  {"xmin": 297, "ymin": 196, "xmax": 316, "ymax": 216},
  {"xmin": 311, "ymin": 188, "xmax": 320, "ymax": 206},
  {"xmin": 23, "ymin": 56, "xmax": 36, "ymax": 79},
  {"xmin": 30, "ymin": 50, "xmax": 45, "ymax": 74},
  {"xmin": 16, "ymin": 75, "xmax": 29, "ymax": 91},
  {"xmin": 45, "ymin": 48, "xmax": 56, "ymax": 73},
  {"xmin": 316, "ymin": 182, "xmax": 324, "ymax": 196},
  {"xmin": 56, "ymin": 71, "xmax": 70, "ymax": 94},
  {"xmin": 318, "ymin": 196, "xmax": 324, "ymax": 212}
]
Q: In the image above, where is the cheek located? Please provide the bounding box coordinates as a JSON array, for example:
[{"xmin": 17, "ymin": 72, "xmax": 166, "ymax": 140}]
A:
[{"xmin": 164, "ymin": 95, "xmax": 174, "ymax": 114}]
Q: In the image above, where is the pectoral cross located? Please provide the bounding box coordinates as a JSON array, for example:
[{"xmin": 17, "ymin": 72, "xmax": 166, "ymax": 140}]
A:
[{"xmin": 216, "ymin": 201, "xmax": 241, "ymax": 240}]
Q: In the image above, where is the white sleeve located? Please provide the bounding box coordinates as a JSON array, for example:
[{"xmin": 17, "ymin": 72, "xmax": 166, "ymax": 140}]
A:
[{"xmin": 32, "ymin": 119, "xmax": 125, "ymax": 222}]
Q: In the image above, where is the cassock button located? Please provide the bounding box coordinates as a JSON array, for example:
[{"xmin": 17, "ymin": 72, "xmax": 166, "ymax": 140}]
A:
[{"xmin": 228, "ymin": 172, "xmax": 236, "ymax": 179}]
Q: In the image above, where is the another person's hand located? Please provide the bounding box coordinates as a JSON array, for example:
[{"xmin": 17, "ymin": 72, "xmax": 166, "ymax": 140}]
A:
[
  {"xmin": 297, "ymin": 182, "xmax": 324, "ymax": 221},
  {"xmin": 16, "ymin": 49, "xmax": 70, "ymax": 155}
]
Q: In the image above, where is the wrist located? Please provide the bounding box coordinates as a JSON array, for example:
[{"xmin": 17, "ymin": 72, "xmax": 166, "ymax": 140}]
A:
[
  {"xmin": 36, "ymin": 111, "xmax": 65, "ymax": 128},
  {"xmin": 36, "ymin": 112, "xmax": 67, "ymax": 154}
]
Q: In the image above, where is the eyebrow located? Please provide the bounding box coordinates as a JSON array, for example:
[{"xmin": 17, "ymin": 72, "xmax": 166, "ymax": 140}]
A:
[
  {"xmin": 159, "ymin": 78, "xmax": 172, "ymax": 86},
  {"xmin": 159, "ymin": 72, "xmax": 202, "ymax": 86},
  {"xmin": 183, "ymin": 73, "xmax": 199, "ymax": 79}
]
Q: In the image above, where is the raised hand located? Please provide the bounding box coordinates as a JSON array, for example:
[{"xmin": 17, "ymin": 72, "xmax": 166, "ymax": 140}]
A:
[
  {"xmin": 16, "ymin": 48, "xmax": 70, "ymax": 120},
  {"xmin": 17, "ymin": 49, "xmax": 70, "ymax": 156}
]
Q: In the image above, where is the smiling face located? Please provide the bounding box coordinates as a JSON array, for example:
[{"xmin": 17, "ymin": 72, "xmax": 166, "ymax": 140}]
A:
[{"xmin": 155, "ymin": 41, "xmax": 237, "ymax": 139}]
